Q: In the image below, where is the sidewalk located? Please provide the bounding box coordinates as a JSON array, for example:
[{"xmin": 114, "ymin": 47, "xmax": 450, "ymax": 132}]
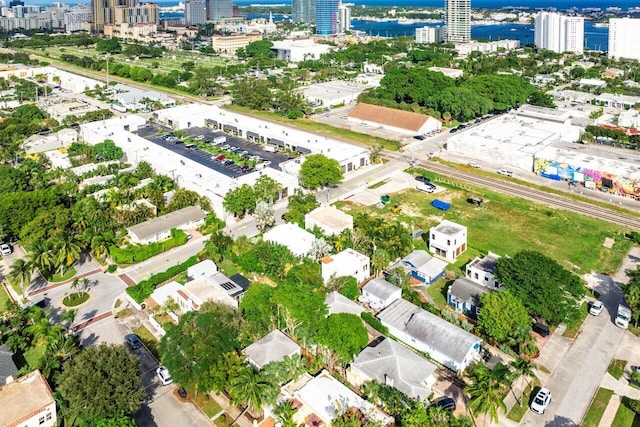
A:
[{"xmin": 207, "ymin": 391, "xmax": 254, "ymax": 427}]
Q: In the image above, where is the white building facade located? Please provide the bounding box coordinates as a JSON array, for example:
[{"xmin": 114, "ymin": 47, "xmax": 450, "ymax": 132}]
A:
[
  {"xmin": 429, "ymin": 220, "xmax": 467, "ymax": 262},
  {"xmin": 608, "ymin": 18, "xmax": 640, "ymax": 61},
  {"xmin": 444, "ymin": 0, "xmax": 470, "ymax": 43},
  {"xmin": 415, "ymin": 25, "xmax": 445, "ymax": 44},
  {"xmin": 534, "ymin": 12, "xmax": 584, "ymax": 54}
]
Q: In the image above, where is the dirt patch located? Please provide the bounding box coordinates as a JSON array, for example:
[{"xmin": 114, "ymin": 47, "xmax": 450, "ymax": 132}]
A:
[{"xmin": 603, "ymin": 237, "xmax": 615, "ymax": 248}]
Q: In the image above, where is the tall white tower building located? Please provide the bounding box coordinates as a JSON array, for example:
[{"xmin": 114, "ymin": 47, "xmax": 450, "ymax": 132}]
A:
[
  {"xmin": 444, "ymin": 0, "xmax": 470, "ymax": 43},
  {"xmin": 534, "ymin": 11, "xmax": 584, "ymax": 54},
  {"xmin": 337, "ymin": 2, "xmax": 352, "ymax": 33},
  {"xmin": 608, "ymin": 18, "xmax": 640, "ymax": 61}
]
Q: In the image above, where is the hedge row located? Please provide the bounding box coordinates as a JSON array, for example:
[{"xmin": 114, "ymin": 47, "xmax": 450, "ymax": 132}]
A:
[
  {"xmin": 361, "ymin": 312, "xmax": 388, "ymax": 335},
  {"xmin": 126, "ymin": 255, "xmax": 198, "ymax": 303},
  {"xmin": 110, "ymin": 229, "xmax": 188, "ymax": 264}
]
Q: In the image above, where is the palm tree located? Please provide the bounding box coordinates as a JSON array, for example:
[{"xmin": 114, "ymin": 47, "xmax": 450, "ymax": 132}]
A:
[
  {"xmin": 273, "ymin": 400, "xmax": 297, "ymax": 427},
  {"xmin": 510, "ymin": 357, "xmax": 536, "ymax": 387},
  {"xmin": 465, "ymin": 363, "xmax": 507, "ymax": 425},
  {"xmin": 29, "ymin": 241, "xmax": 54, "ymax": 276},
  {"xmin": 53, "ymin": 237, "xmax": 81, "ymax": 275},
  {"xmin": 8, "ymin": 258, "xmax": 34, "ymax": 298},
  {"xmin": 229, "ymin": 367, "xmax": 278, "ymax": 420},
  {"xmin": 278, "ymin": 355, "xmax": 305, "ymax": 383},
  {"xmin": 61, "ymin": 310, "xmax": 77, "ymax": 332}
]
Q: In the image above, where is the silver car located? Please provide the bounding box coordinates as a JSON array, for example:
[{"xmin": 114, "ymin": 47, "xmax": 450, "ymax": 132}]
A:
[{"xmin": 589, "ymin": 300, "xmax": 604, "ymax": 316}]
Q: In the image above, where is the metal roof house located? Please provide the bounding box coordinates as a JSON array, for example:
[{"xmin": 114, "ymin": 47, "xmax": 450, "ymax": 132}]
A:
[
  {"xmin": 348, "ymin": 337, "xmax": 437, "ymax": 401},
  {"xmin": 243, "ymin": 330, "xmax": 300, "ymax": 370},
  {"xmin": 377, "ymin": 298, "xmax": 482, "ymax": 372},
  {"xmin": 447, "ymin": 277, "xmax": 492, "ymax": 318},
  {"xmin": 361, "ymin": 278, "xmax": 402, "ymax": 309},
  {"xmin": 126, "ymin": 205, "xmax": 207, "ymax": 245}
]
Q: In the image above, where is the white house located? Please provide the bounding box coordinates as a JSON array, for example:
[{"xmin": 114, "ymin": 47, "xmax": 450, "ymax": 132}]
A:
[
  {"xmin": 270, "ymin": 38, "xmax": 332, "ymax": 62},
  {"xmin": 348, "ymin": 337, "xmax": 437, "ymax": 401},
  {"xmin": 325, "ymin": 291, "xmax": 364, "ymax": 316},
  {"xmin": 126, "ymin": 206, "xmax": 207, "ymax": 245},
  {"xmin": 348, "ymin": 103, "xmax": 441, "ymax": 136},
  {"xmin": 305, "ymin": 205, "xmax": 353, "ymax": 236},
  {"xmin": 320, "ymin": 248, "xmax": 370, "ymax": 284},
  {"xmin": 288, "ymin": 370, "xmax": 394, "ymax": 427},
  {"xmin": 22, "ymin": 128, "xmax": 78, "ymax": 155},
  {"xmin": 428, "ymin": 220, "xmax": 467, "ymax": 262},
  {"xmin": 0, "ymin": 370, "xmax": 57, "ymax": 427},
  {"xmin": 466, "ymin": 252, "xmax": 502, "ymax": 289},
  {"xmin": 187, "ymin": 260, "xmax": 218, "ymax": 280},
  {"xmin": 377, "ymin": 298, "xmax": 482, "ymax": 372},
  {"xmin": 388, "ymin": 250, "xmax": 448, "ymax": 284},
  {"xmin": 361, "ymin": 278, "xmax": 402, "ymax": 309},
  {"xmin": 243, "ymin": 330, "xmax": 300, "ymax": 369},
  {"xmin": 263, "ymin": 223, "xmax": 316, "ymax": 257}
]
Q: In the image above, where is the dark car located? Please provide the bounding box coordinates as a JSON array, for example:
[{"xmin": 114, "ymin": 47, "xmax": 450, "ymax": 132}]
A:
[
  {"xmin": 415, "ymin": 175, "xmax": 431, "ymax": 184},
  {"xmin": 450, "ymin": 127, "xmax": 459, "ymax": 133},
  {"xmin": 430, "ymin": 396, "xmax": 456, "ymax": 412},
  {"xmin": 414, "ymin": 134, "xmax": 426, "ymax": 140},
  {"xmin": 177, "ymin": 387, "xmax": 187, "ymax": 399},
  {"xmin": 532, "ymin": 322, "xmax": 550, "ymax": 337},
  {"xmin": 125, "ymin": 334, "xmax": 142, "ymax": 350}
]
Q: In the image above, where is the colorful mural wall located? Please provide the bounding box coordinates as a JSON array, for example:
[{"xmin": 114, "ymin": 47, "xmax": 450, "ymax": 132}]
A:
[{"xmin": 534, "ymin": 157, "xmax": 640, "ymax": 199}]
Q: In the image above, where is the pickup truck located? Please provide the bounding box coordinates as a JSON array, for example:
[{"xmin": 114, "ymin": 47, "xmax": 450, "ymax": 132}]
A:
[{"xmin": 616, "ymin": 303, "xmax": 632, "ymax": 329}]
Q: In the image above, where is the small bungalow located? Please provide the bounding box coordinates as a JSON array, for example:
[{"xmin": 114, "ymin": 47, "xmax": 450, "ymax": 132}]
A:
[
  {"xmin": 126, "ymin": 205, "xmax": 207, "ymax": 245},
  {"xmin": 263, "ymin": 223, "xmax": 316, "ymax": 258},
  {"xmin": 389, "ymin": 250, "xmax": 448, "ymax": 284},
  {"xmin": 447, "ymin": 277, "xmax": 491, "ymax": 317},
  {"xmin": 377, "ymin": 298, "xmax": 482, "ymax": 372},
  {"xmin": 243, "ymin": 330, "xmax": 300, "ymax": 370},
  {"xmin": 305, "ymin": 205, "xmax": 353, "ymax": 236},
  {"xmin": 361, "ymin": 278, "xmax": 402, "ymax": 309},
  {"xmin": 348, "ymin": 337, "xmax": 437, "ymax": 401},
  {"xmin": 325, "ymin": 291, "xmax": 364, "ymax": 316}
]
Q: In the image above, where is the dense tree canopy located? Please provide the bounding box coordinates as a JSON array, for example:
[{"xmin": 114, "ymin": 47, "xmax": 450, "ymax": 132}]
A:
[
  {"xmin": 478, "ymin": 289, "xmax": 531, "ymax": 343},
  {"xmin": 316, "ymin": 313, "xmax": 368, "ymax": 363},
  {"xmin": 57, "ymin": 343, "xmax": 143, "ymax": 423},
  {"xmin": 299, "ymin": 154, "xmax": 343, "ymax": 189},
  {"xmin": 284, "ymin": 191, "xmax": 319, "ymax": 226},
  {"xmin": 495, "ymin": 251, "xmax": 586, "ymax": 324}
]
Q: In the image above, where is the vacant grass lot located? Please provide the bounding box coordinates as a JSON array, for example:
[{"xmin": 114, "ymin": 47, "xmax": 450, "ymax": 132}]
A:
[
  {"xmin": 338, "ymin": 178, "xmax": 632, "ymax": 275},
  {"xmin": 608, "ymin": 359, "xmax": 628, "ymax": 380},
  {"xmin": 583, "ymin": 388, "xmax": 614, "ymax": 427},
  {"xmin": 28, "ymin": 45, "xmax": 229, "ymax": 75}
]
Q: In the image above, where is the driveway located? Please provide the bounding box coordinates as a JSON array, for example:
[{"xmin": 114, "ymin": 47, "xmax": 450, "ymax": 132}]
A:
[
  {"xmin": 79, "ymin": 316, "xmax": 212, "ymax": 427},
  {"xmin": 521, "ymin": 273, "xmax": 626, "ymax": 426}
]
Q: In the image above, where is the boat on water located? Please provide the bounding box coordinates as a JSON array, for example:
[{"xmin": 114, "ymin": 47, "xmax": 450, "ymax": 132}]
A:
[{"xmin": 594, "ymin": 22, "xmax": 609, "ymax": 28}]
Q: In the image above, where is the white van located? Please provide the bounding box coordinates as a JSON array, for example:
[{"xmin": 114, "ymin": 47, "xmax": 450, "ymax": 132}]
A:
[{"xmin": 263, "ymin": 145, "xmax": 277, "ymax": 153}]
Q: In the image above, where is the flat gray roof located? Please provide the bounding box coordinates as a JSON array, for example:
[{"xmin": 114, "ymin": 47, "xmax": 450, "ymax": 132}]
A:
[{"xmin": 127, "ymin": 205, "xmax": 206, "ymax": 241}]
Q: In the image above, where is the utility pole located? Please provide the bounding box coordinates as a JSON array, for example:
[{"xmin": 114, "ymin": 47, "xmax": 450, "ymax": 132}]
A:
[{"xmin": 106, "ymin": 52, "xmax": 110, "ymax": 92}]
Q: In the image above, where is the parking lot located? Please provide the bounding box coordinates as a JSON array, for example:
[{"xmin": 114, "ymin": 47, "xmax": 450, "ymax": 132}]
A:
[{"xmin": 135, "ymin": 124, "xmax": 291, "ymax": 178}]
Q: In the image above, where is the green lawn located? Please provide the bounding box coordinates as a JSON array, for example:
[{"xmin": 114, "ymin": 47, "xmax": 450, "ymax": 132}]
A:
[
  {"xmin": 133, "ymin": 325, "xmax": 159, "ymax": 359},
  {"xmin": 612, "ymin": 397, "xmax": 640, "ymax": 427},
  {"xmin": 225, "ymin": 104, "xmax": 401, "ymax": 151},
  {"xmin": 62, "ymin": 292, "xmax": 90, "ymax": 307},
  {"xmin": 338, "ymin": 177, "xmax": 632, "ymax": 275},
  {"xmin": 23, "ymin": 346, "xmax": 45, "ymax": 370},
  {"xmin": 187, "ymin": 390, "xmax": 223, "ymax": 418},
  {"xmin": 426, "ymin": 279, "xmax": 449, "ymax": 310},
  {"xmin": 506, "ymin": 378, "xmax": 541, "ymax": 422},
  {"xmin": 0, "ymin": 286, "xmax": 11, "ymax": 312},
  {"xmin": 609, "ymin": 359, "xmax": 628, "ymax": 380},
  {"xmin": 219, "ymin": 259, "xmax": 238, "ymax": 277},
  {"xmin": 563, "ymin": 301, "xmax": 590, "ymax": 338},
  {"xmin": 583, "ymin": 388, "xmax": 614, "ymax": 427},
  {"xmin": 45, "ymin": 267, "xmax": 76, "ymax": 283}
]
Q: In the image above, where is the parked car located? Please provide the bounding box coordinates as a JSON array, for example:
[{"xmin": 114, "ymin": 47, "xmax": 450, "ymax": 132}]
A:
[
  {"xmin": 497, "ymin": 169, "xmax": 513, "ymax": 177},
  {"xmin": 125, "ymin": 334, "xmax": 142, "ymax": 350},
  {"xmin": 212, "ymin": 155, "xmax": 225, "ymax": 161},
  {"xmin": 415, "ymin": 175, "xmax": 431, "ymax": 184},
  {"xmin": 589, "ymin": 300, "xmax": 604, "ymax": 316},
  {"xmin": 450, "ymin": 127, "xmax": 459, "ymax": 133},
  {"xmin": 194, "ymin": 135, "xmax": 205, "ymax": 141},
  {"xmin": 414, "ymin": 134, "xmax": 426, "ymax": 140},
  {"xmin": 156, "ymin": 366, "xmax": 173, "ymax": 386},
  {"xmin": 530, "ymin": 388, "xmax": 552, "ymax": 414},
  {"xmin": 416, "ymin": 183, "xmax": 436, "ymax": 193},
  {"xmin": 532, "ymin": 322, "xmax": 550, "ymax": 337},
  {"xmin": 177, "ymin": 387, "xmax": 187, "ymax": 399},
  {"xmin": 430, "ymin": 396, "xmax": 456, "ymax": 412},
  {"xmin": 0, "ymin": 243, "xmax": 12, "ymax": 256},
  {"xmin": 467, "ymin": 161, "xmax": 481, "ymax": 168}
]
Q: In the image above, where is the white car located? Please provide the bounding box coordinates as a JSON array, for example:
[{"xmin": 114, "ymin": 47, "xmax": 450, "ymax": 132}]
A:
[
  {"xmin": 0, "ymin": 243, "xmax": 12, "ymax": 256},
  {"xmin": 416, "ymin": 183, "xmax": 436, "ymax": 193},
  {"xmin": 497, "ymin": 169, "xmax": 513, "ymax": 177},
  {"xmin": 530, "ymin": 388, "xmax": 551, "ymax": 414},
  {"xmin": 467, "ymin": 161, "xmax": 481, "ymax": 168},
  {"xmin": 589, "ymin": 300, "xmax": 604, "ymax": 316},
  {"xmin": 156, "ymin": 366, "xmax": 173, "ymax": 386}
]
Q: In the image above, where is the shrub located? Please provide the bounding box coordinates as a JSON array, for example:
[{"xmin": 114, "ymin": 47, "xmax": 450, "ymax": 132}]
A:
[
  {"xmin": 628, "ymin": 398, "xmax": 640, "ymax": 414},
  {"xmin": 107, "ymin": 264, "xmax": 118, "ymax": 273},
  {"xmin": 110, "ymin": 229, "xmax": 188, "ymax": 264},
  {"xmin": 126, "ymin": 255, "xmax": 198, "ymax": 303},
  {"xmin": 361, "ymin": 312, "xmax": 388, "ymax": 334},
  {"xmin": 336, "ymin": 277, "xmax": 358, "ymax": 300}
]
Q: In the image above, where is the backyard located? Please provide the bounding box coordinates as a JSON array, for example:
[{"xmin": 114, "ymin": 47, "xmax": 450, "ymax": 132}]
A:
[{"xmin": 336, "ymin": 179, "xmax": 632, "ymax": 275}]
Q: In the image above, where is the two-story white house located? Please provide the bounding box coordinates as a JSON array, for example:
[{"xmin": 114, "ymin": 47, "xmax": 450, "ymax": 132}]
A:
[
  {"xmin": 428, "ymin": 220, "xmax": 467, "ymax": 262},
  {"xmin": 320, "ymin": 248, "xmax": 370, "ymax": 284},
  {"xmin": 466, "ymin": 252, "xmax": 502, "ymax": 289},
  {"xmin": 0, "ymin": 370, "xmax": 57, "ymax": 427}
]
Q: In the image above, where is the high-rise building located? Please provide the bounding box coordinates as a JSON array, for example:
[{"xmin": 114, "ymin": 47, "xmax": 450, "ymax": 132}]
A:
[
  {"xmin": 444, "ymin": 0, "xmax": 470, "ymax": 43},
  {"xmin": 534, "ymin": 12, "xmax": 584, "ymax": 54},
  {"xmin": 292, "ymin": 0, "xmax": 315, "ymax": 24},
  {"xmin": 64, "ymin": 5, "xmax": 92, "ymax": 32},
  {"xmin": 415, "ymin": 25, "xmax": 445, "ymax": 44},
  {"xmin": 206, "ymin": 0, "xmax": 232, "ymax": 22},
  {"xmin": 337, "ymin": 2, "xmax": 351, "ymax": 33},
  {"xmin": 608, "ymin": 17, "xmax": 640, "ymax": 61},
  {"xmin": 315, "ymin": 0, "xmax": 338, "ymax": 35},
  {"xmin": 185, "ymin": 0, "xmax": 206, "ymax": 25}
]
